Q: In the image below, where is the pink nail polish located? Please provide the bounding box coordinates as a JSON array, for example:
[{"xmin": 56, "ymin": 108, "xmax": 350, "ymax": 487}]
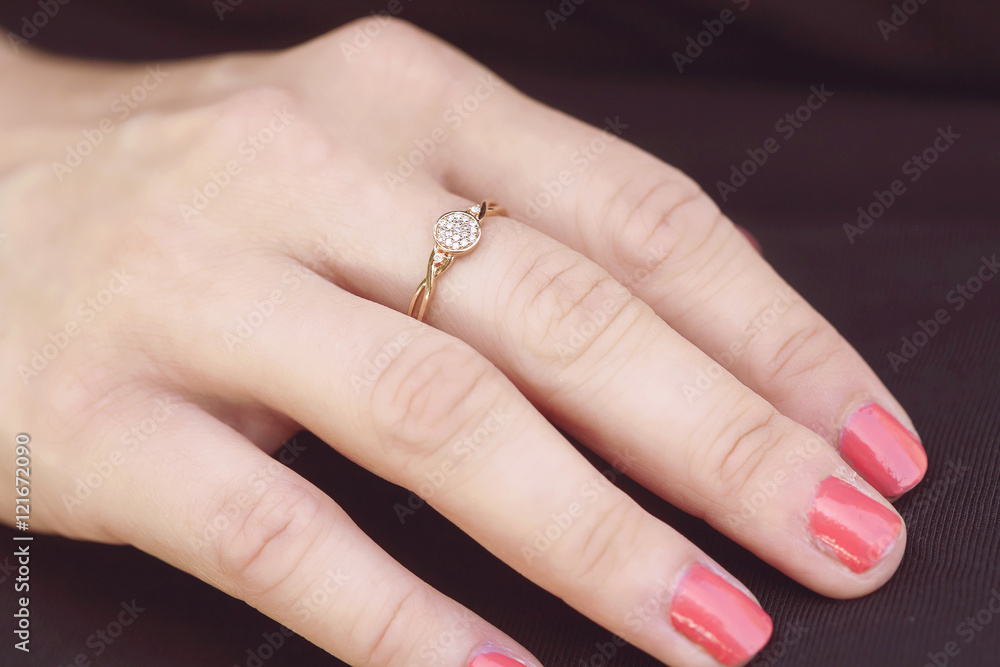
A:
[
  {"xmin": 469, "ymin": 652, "xmax": 527, "ymax": 667},
  {"xmin": 669, "ymin": 564, "xmax": 773, "ymax": 666},
  {"xmin": 839, "ymin": 403, "xmax": 927, "ymax": 498},
  {"xmin": 809, "ymin": 476, "xmax": 902, "ymax": 573}
]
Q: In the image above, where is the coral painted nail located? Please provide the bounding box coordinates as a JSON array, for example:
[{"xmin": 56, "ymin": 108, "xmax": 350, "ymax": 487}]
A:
[
  {"xmin": 469, "ymin": 653, "xmax": 527, "ymax": 667},
  {"xmin": 839, "ymin": 403, "xmax": 927, "ymax": 498},
  {"xmin": 669, "ymin": 564, "xmax": 772, "ymax": 666},
  {"xmin": 809, "ymin": 476, "xmax": 902, "ymax": 573}
]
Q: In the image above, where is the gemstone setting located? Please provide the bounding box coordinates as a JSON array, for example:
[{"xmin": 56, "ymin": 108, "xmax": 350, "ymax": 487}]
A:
[{"xmin": 433, "ymin": 211, "xmax": 481, "ymax": 254}]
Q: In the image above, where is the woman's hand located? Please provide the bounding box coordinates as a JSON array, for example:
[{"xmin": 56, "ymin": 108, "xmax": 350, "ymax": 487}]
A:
[{"xmin": 0, "ymin": 18, "xmax": 926, "ymax": 667}]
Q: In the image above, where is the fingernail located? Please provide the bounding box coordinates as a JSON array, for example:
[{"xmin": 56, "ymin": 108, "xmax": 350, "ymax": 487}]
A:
[
  {"xmin": 809, "ymin": 476, "xmax": 902, "ymax": 573},
  {"xmin": 469, "ymin": 652, "xmax": 527, "ymax": 667},
  {"xmin": 735, "ymin": 225, "xmax": 762, "ymax": 254},
  {"xmin": 669, "ymin": 564, "xmax": 772, "ymax": 666},
  {"xmin": 839, "ymin": 403, "xmax": 927, "ymax": 498}
]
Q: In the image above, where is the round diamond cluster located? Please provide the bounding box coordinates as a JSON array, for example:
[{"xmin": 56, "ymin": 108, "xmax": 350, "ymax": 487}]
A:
[{"xmin": 434, "ymin": 211, "xmax": 480, "ymax": 252}]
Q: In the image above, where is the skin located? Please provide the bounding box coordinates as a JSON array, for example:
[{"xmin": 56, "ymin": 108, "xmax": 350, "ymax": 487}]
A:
[{"xmin": 0, "ymin": 18, "xmax": 923, "ymax": 667}]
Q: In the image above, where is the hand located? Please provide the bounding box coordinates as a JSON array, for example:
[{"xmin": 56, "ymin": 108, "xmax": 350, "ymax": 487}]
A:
[{"xmin": 1, "ymin": 18, "xmax": 926, "ymax": 667}]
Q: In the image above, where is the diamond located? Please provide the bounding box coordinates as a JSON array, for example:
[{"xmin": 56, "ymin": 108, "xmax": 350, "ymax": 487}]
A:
[
  {"xmin": 434, "ymin": 210, "xmax": 481, "ymax": 253},
  {"xmin": 469, "ymin": 204, "xmax": 481, "ymax": 216},
  {"xmin": 433, "ymin": 252, "xmax": 444, "ymax": 263}
]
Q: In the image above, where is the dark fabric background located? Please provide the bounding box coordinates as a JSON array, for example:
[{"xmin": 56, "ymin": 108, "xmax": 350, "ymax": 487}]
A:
[{"xmin": 2, "ymin": 2, "xmax": 999, "ymax": 666}]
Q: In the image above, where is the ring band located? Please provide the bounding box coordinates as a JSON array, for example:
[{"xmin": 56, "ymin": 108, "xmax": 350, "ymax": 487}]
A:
[{"xmin": 407, "ymin": 201, "xmax": 505, "ymax": 322}]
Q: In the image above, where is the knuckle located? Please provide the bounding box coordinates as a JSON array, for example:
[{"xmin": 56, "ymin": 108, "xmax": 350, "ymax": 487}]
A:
[
  {"xmin": 212, "ymin": 479, "xmax": 324, "ymax": 600},
  {"xmin": 215, "ymin": 84, "xmax": 298, "ymax": 129},
  {"xmin": 506, "ymin": 245, "xmax": 643, "ymax": 369},
  {"xmin": 561, "ymin": 497, "xmax": 647, "ymax": 586},
  {"xmin": 367, "ymin": 337, "xmax": 503, "ymax": 467},
  {"xmin": 749, "ymin": 321, "xmax": 844, "ymax": 388},
  {"xmin": 33, "ymin": 353, "xmax": 130, "ymax": 439},
  {"xmin": 696, "ymin": 396, "xmax": 786, "ymax": 499},
  {"xmin": 600, "ymin": 172, "xmax": 724, "ymax": 289},
  {"xmin": 356, "ymin": 584, "xmax": 433, "ymax": 666},
  {"xmin": 324, "ymin": 16, "xmax": 473, "ymax": 87},
  {"xmin": 333, "ymin": 14, "xmax": 422, "ymax": 46},
  {"xmin": 172, "ymin": 84, "xmax": 305, "ymax": 171}
]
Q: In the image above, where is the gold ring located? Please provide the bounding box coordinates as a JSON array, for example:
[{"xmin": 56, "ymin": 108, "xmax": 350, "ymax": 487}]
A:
[{"xmin": 407, "ymin": 201, "xmax": 505, "ymax": 322}]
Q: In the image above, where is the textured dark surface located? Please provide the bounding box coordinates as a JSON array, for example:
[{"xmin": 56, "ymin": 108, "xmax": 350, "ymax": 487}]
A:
[
  {"xmin": 2, "ymin": 2, "xmax": 1000, "ymax": 666},
  {"xmin": 2, "ymin": 0, "xmax": 1000, "ymax": 95}
]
